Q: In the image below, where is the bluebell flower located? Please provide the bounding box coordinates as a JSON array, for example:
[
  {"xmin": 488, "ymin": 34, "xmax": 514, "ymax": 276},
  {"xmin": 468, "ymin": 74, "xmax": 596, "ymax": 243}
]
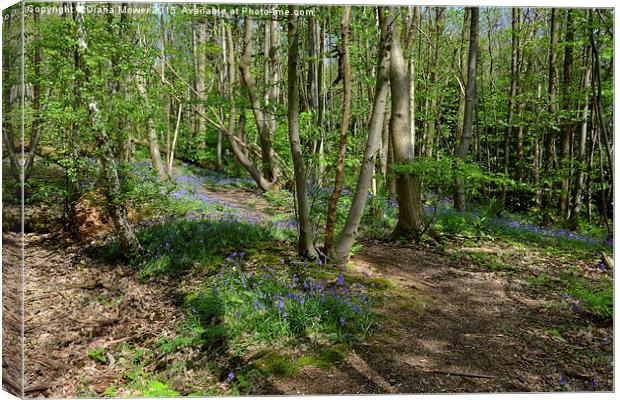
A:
[
  {"xmin": 226, "ymin": 371, "xmax": 236, "ymax": 381},
  {"xmin": 559, "ymin": 377, "xmax": 566, "ymax": 386},
  {"xmin": 601, "ymin": 338, "xmax": 609, "ymax": 345},
  {"xmin": 339, "ymin": 316, "xmax": 345, "ymax": 326},
  {"xmin": 336, "ymin": 274, "xmax": 345, "ymax": 286}
]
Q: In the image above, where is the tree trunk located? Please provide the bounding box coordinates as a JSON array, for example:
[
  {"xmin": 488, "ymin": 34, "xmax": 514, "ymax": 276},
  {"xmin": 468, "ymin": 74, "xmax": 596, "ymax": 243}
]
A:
[
  {"xmin": 453, "ymin": 7, "xmax": 479, "ymax": 212},
  {"xmin": 239, "ymin": 17, "xmax": 278, "ymax": 183},
  {"xmin": 287, "ymin": 7, "xmax": 318, "ymax": 259},
  {"xmin": 135, "ymin": 79, "xmax": 168, "ymax": 181},
  {"xmin": 324, "ymin": 6, "xmax": 352, "ymax": 255},
  {"xmin": 541, "ymin": 8, "xmax": 560, "ymax": 225},
  {"xmin": 568, "ymin": 46, "xmax": 592, "ymax": 228},
  {"xmin": 559, "ymin": 9, "xmax": 575, "ymax": 219},
  {"xmin": 196, "ymin": 18, "xmax": 207, "ymax": 144},
  {"xmin": 330, "ymin": 7, "xmax": 393, "ymax": 264},
  {"xmin": 90, "ymin": 102, "xmax": 142, "ymax": 257},
  {"xmin": 1, "ymin": 12, "xmax": 20, "ymax": 182},
  {"xmin": 501, "ymin": 7, "xmax": 520, "ymax": 206},
  {"xmin": 389, "ymin": 8, "xmax": 426, "ymax": 238}
]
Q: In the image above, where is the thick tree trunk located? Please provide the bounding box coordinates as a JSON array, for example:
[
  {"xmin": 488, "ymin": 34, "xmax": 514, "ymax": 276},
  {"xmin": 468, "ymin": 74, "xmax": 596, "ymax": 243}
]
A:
[
  {"xmin": 330, "ymin": 7, "xmax": 393, "ymax": 263},
  {"xmin": 287, "ymin": 7, "xmax": 318, "ymax": 259},
  {"xmin": 324, "ymin": 6, "xmax": 352, "ymax": 255},
  {"xmin": 453, "ymin": 7, "xmax": 479, "ymax": 212},
  {"xmin": 389, "ymin": 8, "xmax": 426, "ymax": 238}
]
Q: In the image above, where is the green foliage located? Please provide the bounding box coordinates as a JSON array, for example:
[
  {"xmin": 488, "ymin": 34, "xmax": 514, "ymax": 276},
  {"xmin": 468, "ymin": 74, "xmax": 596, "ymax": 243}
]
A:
[
  {"xmin": 139, "ymin": 381, "xmax": 181, "ymax": 398},
  {"xmin": 87, "ymin": 347, "xmax": 107, "ymax": 364},
  {"xmin": 463, "ymin": 251, "xmax": 513, "ymax": 272},
  {"xmin": 568, "ymin": 280, "xmax": 613, "ymax": 319},
  {"xmin": 265, "ymin": 189, "xmax": 294, "ymax": 210}
]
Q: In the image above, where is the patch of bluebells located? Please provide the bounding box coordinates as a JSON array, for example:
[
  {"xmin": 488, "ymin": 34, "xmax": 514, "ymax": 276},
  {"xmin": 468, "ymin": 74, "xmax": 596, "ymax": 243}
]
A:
[
  {"xmin": 166, "ymin": 172, "xmax": 298, "ymax": 235},
  {"xmin": 202, "ymin": 252, "xmax": 377, "ymax": 342}
]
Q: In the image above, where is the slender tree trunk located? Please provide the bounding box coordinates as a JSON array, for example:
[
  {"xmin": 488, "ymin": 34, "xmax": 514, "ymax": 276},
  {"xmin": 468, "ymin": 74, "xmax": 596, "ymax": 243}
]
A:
[
  {"xmin": 196, "ymin": 18, "xmax": 207, "ymax": 145},
  {"xmin": 239, "ymin": 17, "xmax": 278, "ymax": 183},
  {"xmin": 324, "ymin": 6, "xmax": 352, "ymax": 255},
  {"xmin": 168, "ymin": 103, "xmax": 182, "ymax": 175},
  {"xmin": 568, "ymin": 46, "xmax": 592, "ymax": 228},
  {"xmin": 1, "ymin": 13, "xmax": 20, "ymax": 182},
  {"xmin": 424, "ymin": 8, "xmax": 443, "ymax": 158},
  {"xmin": 453, "ymin": 7, "xmax": 479, "ymax": 212},
  {"xmin": 287, "ymin": 7, "xmax": 318, "ymax": 259},
  {"xmin": 135, "ymin": 79, "xmax": 168, "ymax": 181},
  {"xmin": 501, "ymin": 7, "xmax": 520, "ymax": 206},
  {"xmin": 330, "ymin": 7, "xmax": 393, "ymax": 263},
  {"xmin": 90, "ymin": 102, "xmax": 142, "ymax": 257},
  {"xmin": 542, "ymin": 8, "xmax": 560, "ymax": 225},
  {"xmin": 559, "ymin": 9, "xmax": 575, "ymax": 219}
]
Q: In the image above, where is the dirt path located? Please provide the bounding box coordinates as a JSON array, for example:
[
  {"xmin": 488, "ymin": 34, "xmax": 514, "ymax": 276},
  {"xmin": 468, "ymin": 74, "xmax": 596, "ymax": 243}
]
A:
[
  {"xmin": 260, "ymin": 241, "xmax": 612, "ymax": 394},
  {"xmin": 344, "ymin": 242, "xmax": 611, "ymax": 392}
]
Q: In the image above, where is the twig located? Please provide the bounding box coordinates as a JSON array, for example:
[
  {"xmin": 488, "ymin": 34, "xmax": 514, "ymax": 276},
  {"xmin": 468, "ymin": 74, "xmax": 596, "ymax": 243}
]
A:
[{"xmin": 416, "ymin": 367, "xmax": 494, "ymax": 379}]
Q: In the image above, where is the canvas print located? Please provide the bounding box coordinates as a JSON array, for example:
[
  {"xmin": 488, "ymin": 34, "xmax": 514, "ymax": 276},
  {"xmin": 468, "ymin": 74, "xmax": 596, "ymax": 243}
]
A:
[{"xmin": 1, "ymin": 1, "xmax": 614, "ymax": 397}]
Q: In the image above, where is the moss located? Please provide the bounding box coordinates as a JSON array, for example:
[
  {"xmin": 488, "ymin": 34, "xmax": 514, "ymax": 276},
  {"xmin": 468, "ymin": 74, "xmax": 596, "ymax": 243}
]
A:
[
  {"xmin": 317, "ymin": 344, "xmax": 348, "ymax": 368},
  {"xmin": 253, "ymin": 352, "xmax": 299, "ymax": 376}
]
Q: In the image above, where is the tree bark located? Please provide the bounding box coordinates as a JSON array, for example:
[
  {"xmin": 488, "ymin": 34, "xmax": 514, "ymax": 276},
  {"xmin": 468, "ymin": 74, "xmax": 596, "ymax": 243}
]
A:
[
  {"xmin": 330, "ymin": 7, "xmax": 393, "ymax": 263},
  {"xmin": 324, "ymin": 6, "xmax": 352, "ymax": 255},
  {"xmin": 239, "ymin": 17, "xmax": 278, "ymax": 183},
  {"xmin": 542, "ymin": 8, "xmax": 560, "ymax": 225},
  {"xmin": 389, "ymin": 7, "xmax": 426, "ymax": 238},
  {"xmin": 568, "ymin": 45, "xmax": 592, "ymax": 228},
  {"xmin": 501, "ymin": 7, "xmax": 520, "ymax": 206},
  {"xmin": 135, "ymin": 79, "xmax": 168, "ymax": 181},
  {"xmin": 287, "ymin": 7, "xmax": 318, "ymax": 259},
  {"xmin": 453, "ymin": 7, "xmax": 479, "ymax": 212},
  {"xmin": 559, "ymin": 9, "xmax": 575, "ymax": 219}
]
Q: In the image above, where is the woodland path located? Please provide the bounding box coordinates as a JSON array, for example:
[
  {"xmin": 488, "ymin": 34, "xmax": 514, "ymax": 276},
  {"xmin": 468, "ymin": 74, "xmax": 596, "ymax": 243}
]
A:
[
  {"xmin": 261, "ymin": 241, "xmax": 612, "ymax": 393},
  {"xmin": 11, "ymin": 184, "xmax": 613, "ymax": 396}
]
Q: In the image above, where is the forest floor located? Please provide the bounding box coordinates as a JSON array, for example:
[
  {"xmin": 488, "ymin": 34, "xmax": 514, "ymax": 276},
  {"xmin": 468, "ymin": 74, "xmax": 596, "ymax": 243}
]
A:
[{"xmin": 9, "ymin": 167, "xmax": 613, "ymax": 396}]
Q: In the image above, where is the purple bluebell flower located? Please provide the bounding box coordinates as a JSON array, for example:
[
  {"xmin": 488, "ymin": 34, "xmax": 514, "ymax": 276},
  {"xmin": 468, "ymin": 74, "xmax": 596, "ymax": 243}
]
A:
[
  {"xmin": 336, "ymin": 274, "xmax": 345, "ymax": 286},
  {"xmin": 591, "ymin": 379, "xmax": 598, "ymax": 388},
  {"xmin": 226, "ymin": 371, "xmax": 236, "ymax": 381},
  {"xmin": 339, "ymin": 316, "xmax": 345, "ymax": 326},
  {"xmin": 601, "ymin": 338, "xmax": 609, "ymax": 345},
  {"xmin": 559, "ymin": 377, "xmax": 566, "ymax": 386}
]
